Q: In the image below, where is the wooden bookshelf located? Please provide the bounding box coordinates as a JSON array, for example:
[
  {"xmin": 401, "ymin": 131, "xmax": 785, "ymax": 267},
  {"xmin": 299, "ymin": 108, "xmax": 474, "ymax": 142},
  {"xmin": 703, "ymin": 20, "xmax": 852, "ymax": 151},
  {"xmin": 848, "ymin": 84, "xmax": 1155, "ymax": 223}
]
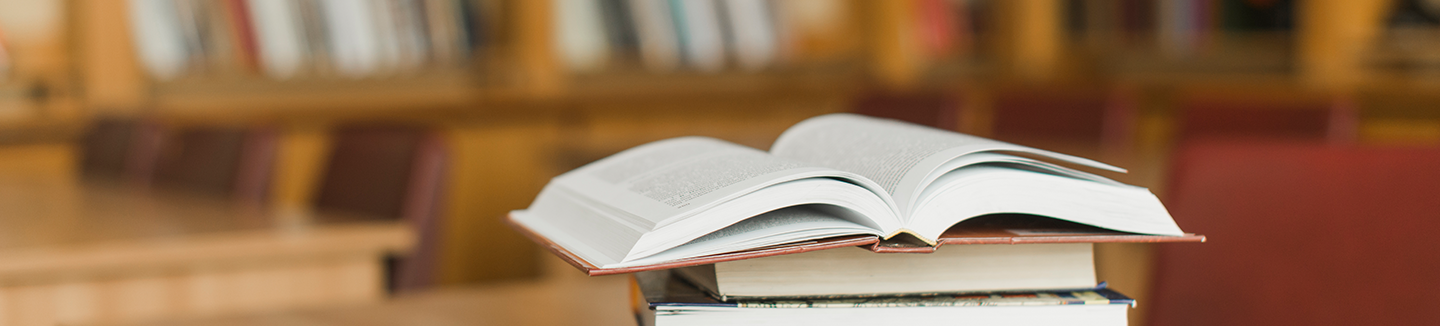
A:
[
  {"xmin": 565, "ymin": 68, "xmax": 860, "ymax": 102},
  {"xmin": 60, "ymin": 0, "xmax": 1440, "ymax": 116},
  {"xmin": 22, "ymin": 0, "xmax": 1438, "ymax": 309},
  {"xmin": 149, "ymin": 73, "xmax": 481, "ymax": 120},
  {"xmin": 0, "ymin": 179, "xmax": 412, "ymax": 326},
  {"xmin": 0, "ymin": 80, "xmax": 83, "ymax": 145}
]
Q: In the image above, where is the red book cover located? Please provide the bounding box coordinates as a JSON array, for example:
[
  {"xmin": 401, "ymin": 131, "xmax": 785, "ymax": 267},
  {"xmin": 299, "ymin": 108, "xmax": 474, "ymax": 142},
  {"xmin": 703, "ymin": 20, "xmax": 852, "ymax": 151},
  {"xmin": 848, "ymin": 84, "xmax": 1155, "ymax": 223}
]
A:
[
  {"xmin": 225, "ymin": 0, "xmax": 260, "ymax": 72},
  {"xmin": 915, "ymin": 0, "xmax": 961, "ymax": 59}
]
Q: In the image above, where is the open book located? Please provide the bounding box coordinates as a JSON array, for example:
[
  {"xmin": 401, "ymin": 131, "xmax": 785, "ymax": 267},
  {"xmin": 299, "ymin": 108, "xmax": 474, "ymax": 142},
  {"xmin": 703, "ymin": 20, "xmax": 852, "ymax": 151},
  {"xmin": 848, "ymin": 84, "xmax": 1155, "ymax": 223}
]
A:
[{"xmin": 510, "ymin": 114, "xmax": 1200, "ymax": 275}]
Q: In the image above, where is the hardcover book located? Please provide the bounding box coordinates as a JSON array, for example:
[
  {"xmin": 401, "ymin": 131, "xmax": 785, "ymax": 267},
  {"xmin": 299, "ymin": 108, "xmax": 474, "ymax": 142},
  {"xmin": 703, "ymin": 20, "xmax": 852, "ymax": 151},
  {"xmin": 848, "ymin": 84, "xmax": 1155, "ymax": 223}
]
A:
[
  {"xmin": 672, "ymin": 241, "xmax": 1097, "ymax": 301},
  {"xmin": 633, "ymin": 270, "xmax": 1134, "ymax": 326},
  {"xmin": 509, "ymin": 114, "xmax": 1202, "ymax": 275}
]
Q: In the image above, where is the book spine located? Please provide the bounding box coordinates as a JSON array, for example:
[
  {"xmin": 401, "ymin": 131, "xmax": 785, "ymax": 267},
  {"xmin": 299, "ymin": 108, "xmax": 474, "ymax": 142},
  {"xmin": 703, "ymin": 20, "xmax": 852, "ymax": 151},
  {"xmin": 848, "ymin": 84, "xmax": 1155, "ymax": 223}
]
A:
[
  {"xmin": 734, "ymin": 290, "xmax": 1129, "ymax": 309},
  {"xmin": 247, "ymin": 0, "xmax": 307, "ymax": 79},
  {"xmin": 129, "ymin": 0, "xmax": 190, "ymax": 80},
  {"xmin": 555, "ymin": 0, "xmax": 613, "ymax": 72},
  {"xmin": 225, "ymin": 0, "xmax": 262, "ymax": 73},
  {"xmin": 629, "ymin": 0, "xmax": 681, "ymax": 71},
  {"xmin": 669, "ymin": 0, "xmax": 727, "ymax": 72},
  {"xmin": 720, "ymin": 0, "xmax": 777, "ymax": 71}
]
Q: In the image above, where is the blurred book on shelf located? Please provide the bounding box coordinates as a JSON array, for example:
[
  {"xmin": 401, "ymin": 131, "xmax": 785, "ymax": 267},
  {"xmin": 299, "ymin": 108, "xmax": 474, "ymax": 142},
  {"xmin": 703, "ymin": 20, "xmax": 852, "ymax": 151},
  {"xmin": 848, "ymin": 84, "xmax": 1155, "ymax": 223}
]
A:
[
  {"xmin": 1064, "ymin": 0, "xmax": 1294, "ymax": 46},
  {"xmin": 556, "ymin": 0, "xmax": 862, "ymax": 74},
  {"xmin": 128, "ymin": 0, "xmax": 492, "ymax": 81},
  {"xmin": 913, "ymin": 0, "xmax": 972, "ymax": 60},
  {"xmin": 555, "ymin": 0, "xmax": 611, "ymax": 72},
  {"xmin": 1056, "ymin": 0, "xmax": 1298, "ymax": 77}
]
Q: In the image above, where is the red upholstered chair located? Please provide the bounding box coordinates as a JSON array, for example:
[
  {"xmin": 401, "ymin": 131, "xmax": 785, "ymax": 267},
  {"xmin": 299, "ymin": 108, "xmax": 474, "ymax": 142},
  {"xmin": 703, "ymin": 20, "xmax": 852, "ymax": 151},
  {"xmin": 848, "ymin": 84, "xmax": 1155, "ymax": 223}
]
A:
[
  {"xmin": 152, "ymin": 128, "xmax": 277, "ymax": 204},
  {"xmin": 313, "ymin": 126, "xmax": 449, "ymax": 293},
  {"xmin": 1174, "ymin": 94, "xmax": 1357, "ymax": 144},
  {"xmin": 851, "ymin": 91, "xmax": 961, "ymax": 131},
  {"xmin": 1147, "ymin": 141, "xmax": 1440, "ymax": 326}
]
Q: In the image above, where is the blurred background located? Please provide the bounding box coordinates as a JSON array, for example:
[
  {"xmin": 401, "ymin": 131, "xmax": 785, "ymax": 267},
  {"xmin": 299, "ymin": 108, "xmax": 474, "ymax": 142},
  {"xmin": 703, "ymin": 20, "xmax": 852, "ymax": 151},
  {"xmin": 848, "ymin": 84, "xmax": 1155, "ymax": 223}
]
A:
[{"xmin": 0, "ymin": 0, "xmax": 1438, "ymax": 325}]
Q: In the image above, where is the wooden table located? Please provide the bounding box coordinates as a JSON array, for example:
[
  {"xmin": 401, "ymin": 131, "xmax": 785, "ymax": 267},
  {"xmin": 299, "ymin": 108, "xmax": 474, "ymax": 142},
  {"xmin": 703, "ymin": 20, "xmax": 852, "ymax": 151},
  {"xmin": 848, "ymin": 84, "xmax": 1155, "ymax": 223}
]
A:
[
  {"xmin": 0, "ymin": 179, "xmax": 413, "ymax": 326},
  {"xmin": 136, "ymin": 258, "xmax": 635, "ymax": 326}
]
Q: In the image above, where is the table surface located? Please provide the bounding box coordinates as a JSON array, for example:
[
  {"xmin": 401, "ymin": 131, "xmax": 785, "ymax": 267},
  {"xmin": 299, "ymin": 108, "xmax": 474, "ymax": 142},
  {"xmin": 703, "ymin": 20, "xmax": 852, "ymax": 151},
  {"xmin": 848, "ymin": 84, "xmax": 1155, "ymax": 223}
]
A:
[
  {"xmin": 140, "ymin": 258, "xmax": 637, "ymax": 326},
  {"xmin": 0, "ymin": 172, "xmax": 632, "ymax": 326},
  {"xmin": 0, "ymin": 178, "xmax": 399, "ymax": 248},
  {"xmin": 0, "ymin": 178, "xmax": 412, "ymax": 281},
  {"xmin": 0, "ymin": 176, "xmax": 632, "ymax": 326}
]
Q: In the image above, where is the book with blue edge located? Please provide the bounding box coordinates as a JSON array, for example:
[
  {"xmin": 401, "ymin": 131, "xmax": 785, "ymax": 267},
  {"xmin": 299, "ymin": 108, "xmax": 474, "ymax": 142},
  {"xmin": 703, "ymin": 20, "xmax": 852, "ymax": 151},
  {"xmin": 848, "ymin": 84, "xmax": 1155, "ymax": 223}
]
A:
[{"xmin": 632, "ymin": 269, "xmax": 1136, "ymax": 326}]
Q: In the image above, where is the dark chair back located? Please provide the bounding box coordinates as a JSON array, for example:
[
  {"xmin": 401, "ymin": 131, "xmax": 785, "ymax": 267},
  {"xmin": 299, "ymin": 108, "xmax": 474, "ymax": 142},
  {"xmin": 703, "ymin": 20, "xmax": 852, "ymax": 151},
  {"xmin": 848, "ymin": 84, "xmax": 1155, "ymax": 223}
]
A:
[
  {"xmin": 1175, "ymin": 94, "xmax": 1357, "ymax": 144},
  {"xmin": 80, "ymin": 118, "xmax": 165, "ymax": 182},
  {"xmin": 152, "ymin": 128, "xmax": 277, "ymax": 204},
  {"xmin": 1148, "ymin": 141, "xmax": 1440, "ymax": 326},
  {"xmin": 314, "ymin": 126, "xmax": 448, "ymax": 293}
]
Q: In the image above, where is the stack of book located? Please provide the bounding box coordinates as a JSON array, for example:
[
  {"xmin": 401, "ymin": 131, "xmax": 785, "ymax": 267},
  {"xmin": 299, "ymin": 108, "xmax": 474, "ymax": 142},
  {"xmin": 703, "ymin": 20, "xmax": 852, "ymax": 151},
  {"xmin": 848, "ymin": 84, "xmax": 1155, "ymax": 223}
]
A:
[{"xmin": 510, "ymin": 113, "xmax": 1202, "ymax": 326}]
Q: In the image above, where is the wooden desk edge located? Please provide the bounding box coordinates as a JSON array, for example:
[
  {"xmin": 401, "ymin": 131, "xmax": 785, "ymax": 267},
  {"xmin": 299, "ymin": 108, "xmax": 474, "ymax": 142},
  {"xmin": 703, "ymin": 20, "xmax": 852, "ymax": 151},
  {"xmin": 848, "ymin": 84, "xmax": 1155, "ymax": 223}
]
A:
[{"xmin": 0, "ymin": 221, "xmax": 415, "ymax": 282}]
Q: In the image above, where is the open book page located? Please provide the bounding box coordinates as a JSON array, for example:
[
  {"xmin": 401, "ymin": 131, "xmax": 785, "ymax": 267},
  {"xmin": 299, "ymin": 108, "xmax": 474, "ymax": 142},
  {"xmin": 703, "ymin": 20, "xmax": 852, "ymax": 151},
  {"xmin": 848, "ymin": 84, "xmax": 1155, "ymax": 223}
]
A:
[
  {"xmin": 624, "ymin": 177, "xmax": 898, "ymax": 261},
  {"xmin": 617, "ymin": 205, "xmax": 880, "ymax": 267},
  {"xmin": 907, "ymin": 166, "xmax": 1185, "ymax": 239},
  {"xmin": 920, "ymin": 152, "xmax": 1128, "ymax": 199},
  {"xmin": 514, "ymin": 136, "xmax": 896, "ymax": 267},
  {"xmin": 554, "ymin": 137, "xmax": 801, "ymax": 226},
  {"xmin": 771, "ymin": 114, "xmax": 1125, "ymax": 217}
]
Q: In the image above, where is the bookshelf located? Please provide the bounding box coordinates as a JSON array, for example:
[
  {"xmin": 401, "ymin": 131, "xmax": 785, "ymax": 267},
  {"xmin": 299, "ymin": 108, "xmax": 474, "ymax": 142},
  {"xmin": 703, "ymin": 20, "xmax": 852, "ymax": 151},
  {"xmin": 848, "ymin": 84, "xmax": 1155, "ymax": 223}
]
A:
[
  {"xmin": 148, "ymin": 72, "xmax": 480, "ymax": 119},
  {"xmin": 52, "ymin": 0, "xmax": 1440, "ymax": 118},
  {"xmin": 18, "ymin": 2, "xmax": 1438, "ymax": 319},
  {"xmin": 99, "ymin": 0, "xmax": 873, "ymax": 115}
]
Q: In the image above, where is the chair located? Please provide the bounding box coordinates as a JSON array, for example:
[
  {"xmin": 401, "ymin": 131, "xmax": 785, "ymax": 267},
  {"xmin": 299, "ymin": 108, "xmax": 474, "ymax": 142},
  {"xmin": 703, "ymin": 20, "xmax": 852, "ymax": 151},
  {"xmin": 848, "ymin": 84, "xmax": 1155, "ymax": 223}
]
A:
[
  {"xmin": 312, "ymin": 126, "xmax": 449, "ymax": 293},
  {"xmin": 1174, "ymin": 93, "xmax": 1357, "ymax": 144},
  {"xmin": 79, "ymin": 117, "xmax": 165, "ymax": 182},
  {"xmin": 151, "ymin": 127, "xmax": 278, "ymax": 204},
  {"xmin": 1147, "ymin": 141, "xmax": 1440, "ymax": 326}
]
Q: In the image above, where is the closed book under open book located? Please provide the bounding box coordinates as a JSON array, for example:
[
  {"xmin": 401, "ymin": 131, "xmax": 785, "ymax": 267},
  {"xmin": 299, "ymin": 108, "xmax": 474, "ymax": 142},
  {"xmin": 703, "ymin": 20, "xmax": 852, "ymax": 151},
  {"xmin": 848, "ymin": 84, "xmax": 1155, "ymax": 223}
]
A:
[
  {"xmin": 673, "ymin": 241, "xmax": 1096, "ymax": 301},
  {"xmin": 633, "ymin": 270, "xmax": 1134, "ymax": 326},
  {"xmin": 509, "ymin": 114, "xmax": 1203, "ymax": 276}
]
